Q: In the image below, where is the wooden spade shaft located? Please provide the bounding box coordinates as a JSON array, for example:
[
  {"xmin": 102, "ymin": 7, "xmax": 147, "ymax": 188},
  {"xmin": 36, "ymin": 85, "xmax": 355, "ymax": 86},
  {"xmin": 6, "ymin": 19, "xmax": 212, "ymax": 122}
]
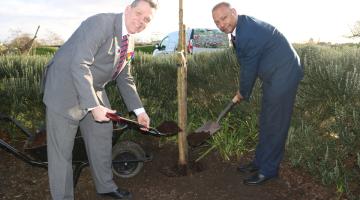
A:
[{"xmin": 106, "ymin": 113, "xmax": 181, "ymax": 136}]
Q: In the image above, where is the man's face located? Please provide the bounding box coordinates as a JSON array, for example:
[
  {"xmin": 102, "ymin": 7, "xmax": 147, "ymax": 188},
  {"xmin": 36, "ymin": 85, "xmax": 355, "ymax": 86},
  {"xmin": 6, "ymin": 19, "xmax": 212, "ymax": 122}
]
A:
[
  {"xmin": 125, "ymin": 1, "xmax": 155, "ymax": 34},
  {"xmin": 212, "ymin": 6, "xmax": 237, "ymax": 34}
]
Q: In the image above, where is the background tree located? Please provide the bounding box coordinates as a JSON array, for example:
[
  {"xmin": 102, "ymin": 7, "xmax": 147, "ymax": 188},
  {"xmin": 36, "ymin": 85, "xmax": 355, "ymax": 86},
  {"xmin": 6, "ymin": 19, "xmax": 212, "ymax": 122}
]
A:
[
  {"xmin": 0, "ymin": 42, "xmax": 7, "ymax": 55},
  {"xmin": 350, "ymin": 20, "xmax": 360, "ymax": 38},
  {"xmin": 5, "ymin": 28, "xmax": 41, "ymax": 54},
  {"xmin": 38, "ymin": 31, "xmax": 64, "ymax": 46}
]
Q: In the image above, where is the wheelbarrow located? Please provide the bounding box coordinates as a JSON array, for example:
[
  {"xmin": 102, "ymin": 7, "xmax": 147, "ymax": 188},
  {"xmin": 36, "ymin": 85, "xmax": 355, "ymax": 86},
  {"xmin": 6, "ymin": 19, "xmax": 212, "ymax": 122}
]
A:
[{"xmin": 0, "ymin": 112, "xmax": 180, "ymax": 186}]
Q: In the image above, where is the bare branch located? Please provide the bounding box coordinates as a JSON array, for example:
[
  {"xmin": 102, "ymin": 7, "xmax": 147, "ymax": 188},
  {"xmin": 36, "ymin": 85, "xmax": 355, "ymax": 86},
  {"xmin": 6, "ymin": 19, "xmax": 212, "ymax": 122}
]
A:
[{"xmin": 350, "ymin": 21, "xmax": 360, "ymax": 38}]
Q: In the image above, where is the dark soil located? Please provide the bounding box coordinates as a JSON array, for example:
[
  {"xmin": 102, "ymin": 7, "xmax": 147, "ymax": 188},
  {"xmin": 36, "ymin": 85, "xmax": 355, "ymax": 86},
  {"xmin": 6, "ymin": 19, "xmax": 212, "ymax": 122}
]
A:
[{"xmin": 0, "ymin": 135, "xmax": 337, "ymax": 200}]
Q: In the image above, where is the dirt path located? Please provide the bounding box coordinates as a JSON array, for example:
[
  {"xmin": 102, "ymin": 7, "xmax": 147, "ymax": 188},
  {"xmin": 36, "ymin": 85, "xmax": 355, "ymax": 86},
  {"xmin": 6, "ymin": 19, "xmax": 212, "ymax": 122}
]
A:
[{"xmin": 0, "ymin": 137, "xmax": 336, "ymax": 200}]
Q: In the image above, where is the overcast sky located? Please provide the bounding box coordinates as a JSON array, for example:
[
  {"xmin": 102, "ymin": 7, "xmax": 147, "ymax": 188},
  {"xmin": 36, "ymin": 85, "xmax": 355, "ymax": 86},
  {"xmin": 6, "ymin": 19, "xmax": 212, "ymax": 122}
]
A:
[{"xmin": 1, "ymin": 0, "xmax": 360, "ymax": 43}]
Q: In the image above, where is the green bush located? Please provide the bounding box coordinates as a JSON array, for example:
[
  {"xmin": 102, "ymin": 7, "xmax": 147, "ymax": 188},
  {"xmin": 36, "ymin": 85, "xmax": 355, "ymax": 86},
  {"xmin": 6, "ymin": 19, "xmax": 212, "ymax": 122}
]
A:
[
  {"xmin": 134, "ymin": 45, "xmax": 155, "ymax": 54},
  {"xmin": 34, "ymin": 46, "xmax": 58, "ymax": 55},
  {"xmin": 0, "ymin": 44, "xmax": 359, "ymax": 199},
  {"xmin": 0, "ymin": 55, "xmax": 49, "ymax": 129},
  {"xmin": 289, "ymin": 44, "xmax": 360, "ymax": 199}
]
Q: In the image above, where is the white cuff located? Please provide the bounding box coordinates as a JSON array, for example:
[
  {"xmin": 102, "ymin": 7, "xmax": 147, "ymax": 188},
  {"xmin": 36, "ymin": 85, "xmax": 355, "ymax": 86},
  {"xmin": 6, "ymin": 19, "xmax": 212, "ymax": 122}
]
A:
[
  {"xmin": 87, "ymin": 107, "xmax": 96, "ymax": 112},
  {"xmin": 133, "ymin": 107, "xmax": 146, "ymax": 116}
]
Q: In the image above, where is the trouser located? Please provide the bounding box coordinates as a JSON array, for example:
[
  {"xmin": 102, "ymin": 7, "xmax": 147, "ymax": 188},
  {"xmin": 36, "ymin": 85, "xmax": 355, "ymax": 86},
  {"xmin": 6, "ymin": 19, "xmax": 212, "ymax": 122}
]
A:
[
  {"xmin": 46, "ymin": 108, "xmax": 117, "ymax": 200},
  {"xmin": 253, "ymin": 62, "xmax": 302, "ymax": 177}
]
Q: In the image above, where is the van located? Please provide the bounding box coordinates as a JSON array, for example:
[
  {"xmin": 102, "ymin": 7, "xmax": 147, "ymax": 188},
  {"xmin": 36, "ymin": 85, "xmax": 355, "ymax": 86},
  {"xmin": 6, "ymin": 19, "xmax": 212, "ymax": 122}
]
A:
[{"xmin": 152, "ymin": 28, "xmax": 230, "ymax": 56}]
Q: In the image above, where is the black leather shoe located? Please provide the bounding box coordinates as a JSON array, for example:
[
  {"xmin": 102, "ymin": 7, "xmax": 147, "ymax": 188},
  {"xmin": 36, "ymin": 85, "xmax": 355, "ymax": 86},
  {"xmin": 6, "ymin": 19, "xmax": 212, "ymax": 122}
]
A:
[
  {"xmin": 237, "ymin": 163, "xmax": 259, "ymax": 173},
  {"xmin": 243, "ymin": 173, "xmax": 275, "ymax": 185},
  {"xmin": 98, "ymin": 188, "xmax": 132, "ymax": 199}
]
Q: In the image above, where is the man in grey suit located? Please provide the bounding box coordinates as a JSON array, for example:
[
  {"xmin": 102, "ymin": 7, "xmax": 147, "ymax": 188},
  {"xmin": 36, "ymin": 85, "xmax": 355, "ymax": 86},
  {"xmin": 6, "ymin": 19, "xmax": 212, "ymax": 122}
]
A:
[
  {"xmin": 42, "ymin": 0, "xmax": 157, "ymax": 199},
  {"xmin": 212, "ymin": 2, "xmax": 303, "ymax": 185}
]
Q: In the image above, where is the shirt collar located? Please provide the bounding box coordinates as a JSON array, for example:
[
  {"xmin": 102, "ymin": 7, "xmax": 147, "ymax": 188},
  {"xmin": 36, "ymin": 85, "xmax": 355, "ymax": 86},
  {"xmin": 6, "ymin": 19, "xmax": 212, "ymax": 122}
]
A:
[
  {"xmin": 232, "ymin": 27, "xmax": 236, "ymax": 37},
  {"xmin": 122, "ymin": 14, "xmax": 128, "ymax": 36}
]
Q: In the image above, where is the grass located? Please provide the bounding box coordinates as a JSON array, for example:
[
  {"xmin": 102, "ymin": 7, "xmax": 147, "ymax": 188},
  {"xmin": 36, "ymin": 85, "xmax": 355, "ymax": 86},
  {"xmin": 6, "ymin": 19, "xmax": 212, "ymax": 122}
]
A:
[{"xmin": 134, "ymin": 44, "xmax": 155, "ymax": 54}]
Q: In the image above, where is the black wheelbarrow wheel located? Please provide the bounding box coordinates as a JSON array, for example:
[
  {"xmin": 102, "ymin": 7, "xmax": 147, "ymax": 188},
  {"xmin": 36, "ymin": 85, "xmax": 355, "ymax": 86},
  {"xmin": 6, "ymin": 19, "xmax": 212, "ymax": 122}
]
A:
[{"xmin": 112, "ymin": 140, "xmax": 145, "ymax": 178}]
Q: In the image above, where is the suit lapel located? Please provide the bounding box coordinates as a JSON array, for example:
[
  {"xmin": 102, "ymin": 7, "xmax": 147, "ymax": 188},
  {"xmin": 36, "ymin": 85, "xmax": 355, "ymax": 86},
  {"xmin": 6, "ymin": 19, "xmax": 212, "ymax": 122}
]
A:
[{"xmin": 111, "ymin": 13, "xmax": 123, "ymax": 75}]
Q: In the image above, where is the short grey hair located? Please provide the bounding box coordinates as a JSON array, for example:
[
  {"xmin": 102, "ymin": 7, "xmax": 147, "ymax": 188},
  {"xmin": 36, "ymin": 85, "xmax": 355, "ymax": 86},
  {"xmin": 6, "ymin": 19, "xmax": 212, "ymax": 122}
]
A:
[
  {"xmin": 212, "ymin": 2, "xmax": 231, "ymax": 13},
  {"xmin": 131, "ymin": 0, "xmax": 158, "ymax": 9}
]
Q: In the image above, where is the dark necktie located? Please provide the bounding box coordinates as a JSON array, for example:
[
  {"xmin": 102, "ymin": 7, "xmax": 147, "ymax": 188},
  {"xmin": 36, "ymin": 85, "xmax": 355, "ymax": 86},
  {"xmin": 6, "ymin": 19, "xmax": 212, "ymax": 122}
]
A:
[
  {"xmin": 231, "ymin": 34, "xmax": 236, "ymax": 49},
  {"xmin": 112, "ymin": 34, "xmax": 129, "ymax": 80}
]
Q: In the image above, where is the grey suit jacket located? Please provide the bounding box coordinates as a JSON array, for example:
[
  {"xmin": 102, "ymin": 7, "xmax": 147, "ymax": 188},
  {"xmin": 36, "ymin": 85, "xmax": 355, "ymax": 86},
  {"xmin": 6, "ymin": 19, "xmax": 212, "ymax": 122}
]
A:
[{"xmin": 42, "ymin": 13, "xmax": 143, "ymax": 120}]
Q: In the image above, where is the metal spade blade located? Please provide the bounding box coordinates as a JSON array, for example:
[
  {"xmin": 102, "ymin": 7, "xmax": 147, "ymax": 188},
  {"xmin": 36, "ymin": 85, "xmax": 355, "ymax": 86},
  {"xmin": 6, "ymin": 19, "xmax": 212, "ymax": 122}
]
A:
[
  {"xmin": 187, "ymin": 121, "xmax": 220, "ymax": 147},
  {"xmin": 187, "ymin": 100, "xmax": 237, "ymax": 147}
]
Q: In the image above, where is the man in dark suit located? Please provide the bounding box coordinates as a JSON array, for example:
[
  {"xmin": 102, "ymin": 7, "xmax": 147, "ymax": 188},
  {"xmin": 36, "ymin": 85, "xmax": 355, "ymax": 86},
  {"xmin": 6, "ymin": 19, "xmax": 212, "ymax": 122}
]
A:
[
  {"xmin": 212, "ymin": 2, "xmax": 303, "ymax": 185},
  {"xmin": 42, "ymin": 0, "xmax": 157, "ymax": 199}
]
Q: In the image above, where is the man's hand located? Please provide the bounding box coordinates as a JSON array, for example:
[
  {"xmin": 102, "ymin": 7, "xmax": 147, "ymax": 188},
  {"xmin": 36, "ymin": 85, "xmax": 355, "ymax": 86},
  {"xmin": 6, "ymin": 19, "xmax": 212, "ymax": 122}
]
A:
[
  {"xmin": 91, "ymin": 105, "xmax": 116, "ymax": 122},
  {"xmin": 233, "ymin": 91, "xmax": 244, "ymax": 103},
  {"xmin": 137, "ymin": 112, "xmax": 150, "ymax": 130}
]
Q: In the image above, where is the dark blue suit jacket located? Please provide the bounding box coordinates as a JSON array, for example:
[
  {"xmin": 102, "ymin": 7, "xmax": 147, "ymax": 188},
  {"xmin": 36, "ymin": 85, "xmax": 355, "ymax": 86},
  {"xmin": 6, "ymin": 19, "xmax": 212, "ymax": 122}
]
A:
[{"xmin": 234, "ymin": 15, "xmax": 303, "ymax": 101}]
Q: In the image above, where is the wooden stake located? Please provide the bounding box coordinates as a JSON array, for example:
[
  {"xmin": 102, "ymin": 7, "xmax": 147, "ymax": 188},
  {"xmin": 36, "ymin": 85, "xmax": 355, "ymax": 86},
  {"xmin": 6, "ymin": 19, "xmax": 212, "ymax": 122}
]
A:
[{"xmin": 177, "ymin": 0, "xmax": 188, "ymax": 168}]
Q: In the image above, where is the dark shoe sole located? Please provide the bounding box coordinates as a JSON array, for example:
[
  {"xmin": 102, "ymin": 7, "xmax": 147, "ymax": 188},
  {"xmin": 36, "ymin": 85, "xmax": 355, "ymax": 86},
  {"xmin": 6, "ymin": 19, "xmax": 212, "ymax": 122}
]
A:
[
  {"xmin": 98, "ymin": 195, "xmax": 132, "ymax": 200},
  {"xmin": 98, "ymin": 192, "xmax": 132, "ymax": 200},
  {"xmin": 243, "ymin": 175, "xmax": 277, "ymax": 186}
]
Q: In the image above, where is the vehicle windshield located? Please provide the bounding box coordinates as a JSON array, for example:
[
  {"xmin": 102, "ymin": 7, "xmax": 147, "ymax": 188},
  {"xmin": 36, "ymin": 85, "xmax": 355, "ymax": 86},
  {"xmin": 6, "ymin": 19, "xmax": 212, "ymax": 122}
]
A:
[{"xmin": 191, "ymin": 29, "xmax": 229, "ymax": 48}]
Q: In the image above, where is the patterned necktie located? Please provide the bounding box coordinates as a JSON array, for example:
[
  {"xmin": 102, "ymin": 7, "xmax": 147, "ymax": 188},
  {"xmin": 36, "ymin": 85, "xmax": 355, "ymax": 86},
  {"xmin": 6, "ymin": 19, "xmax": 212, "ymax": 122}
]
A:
[
  {"xmin": 112, "ymin": 34, "xmax": 129, "ymax": 80},
  {"xmin": 231, "ymin": 34, "xmax": 236, "ymax": 49}
]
